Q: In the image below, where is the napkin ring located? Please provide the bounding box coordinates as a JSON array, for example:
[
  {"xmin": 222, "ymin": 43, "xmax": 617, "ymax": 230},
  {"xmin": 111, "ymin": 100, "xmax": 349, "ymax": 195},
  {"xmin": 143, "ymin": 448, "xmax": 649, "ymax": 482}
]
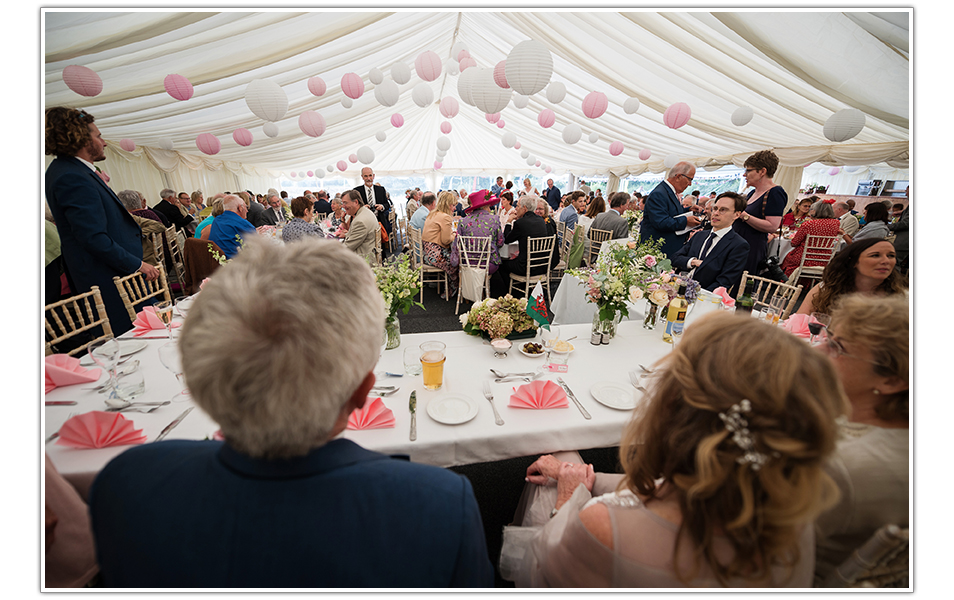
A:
[{"xmin": 718, "ymin": 399, "xmax": 771, "ymax": 471}]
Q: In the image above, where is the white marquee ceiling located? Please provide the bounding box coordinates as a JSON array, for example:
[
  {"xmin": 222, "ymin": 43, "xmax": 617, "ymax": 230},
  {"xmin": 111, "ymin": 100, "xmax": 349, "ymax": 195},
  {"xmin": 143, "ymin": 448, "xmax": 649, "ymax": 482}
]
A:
[{"xmin": 43, "ymin": 10, "xmax": 910, "ymax": 178}]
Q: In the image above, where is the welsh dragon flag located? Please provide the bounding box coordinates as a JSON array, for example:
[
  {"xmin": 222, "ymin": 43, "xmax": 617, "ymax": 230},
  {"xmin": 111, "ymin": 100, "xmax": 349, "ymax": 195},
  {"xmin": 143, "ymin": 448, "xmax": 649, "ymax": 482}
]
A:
[{"xmin": 526, "ymin": 281, "xmax": 552, "ymax": 329}]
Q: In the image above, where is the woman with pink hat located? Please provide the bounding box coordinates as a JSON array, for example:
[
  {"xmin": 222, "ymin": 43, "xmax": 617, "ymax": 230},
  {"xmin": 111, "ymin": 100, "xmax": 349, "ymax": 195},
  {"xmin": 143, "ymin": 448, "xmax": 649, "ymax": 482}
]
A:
[{"xmin": 451, "ymin": 190, "xmax": 505, "ymax": 275}]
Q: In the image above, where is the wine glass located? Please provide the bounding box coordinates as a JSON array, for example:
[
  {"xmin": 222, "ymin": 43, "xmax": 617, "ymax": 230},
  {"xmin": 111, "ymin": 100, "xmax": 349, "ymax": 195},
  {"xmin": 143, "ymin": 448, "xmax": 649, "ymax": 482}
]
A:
[
  {"xmin": 769, "ymin": 295, "xmax": 786, "ymax": 325},
  {"xmin": 114, "ymin": 368, "xmax": 146, "ymax": 402},
  {"xmin": 155, "ymin": 300, "xmax": 174, "ymax": 337},
  {"xmin": 88, "ymin": 338, "xmax": 121, "ymax": 395},
  {"xmin": 539, "ymin": 325, "xmax": 560, "ymax": 365},
  {"xmin": 809, "ymin": 312, "xmax": 832, "ymax": 344},
  {"xmin": 158, "ymin": 341, "xmax": 190, "ymax": 403}
]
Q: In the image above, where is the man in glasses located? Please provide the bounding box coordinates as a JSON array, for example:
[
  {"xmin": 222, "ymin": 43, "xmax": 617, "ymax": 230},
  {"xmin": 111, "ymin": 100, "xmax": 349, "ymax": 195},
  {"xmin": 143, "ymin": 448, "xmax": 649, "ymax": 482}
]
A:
[
  {"xmin": 670, "ymin": 192, "xmax": 750, "ymax": 295},
  {"xmin": 639, "ymin": 161, "xmax": 701, "ymax": 257}
]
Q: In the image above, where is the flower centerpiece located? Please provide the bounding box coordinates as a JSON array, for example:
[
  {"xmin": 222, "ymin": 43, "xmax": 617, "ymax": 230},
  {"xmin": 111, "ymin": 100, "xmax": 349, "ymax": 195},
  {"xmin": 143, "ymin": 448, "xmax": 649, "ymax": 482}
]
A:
[
  {"xmin": 373, "ymin": 255, "xmax": 424, "ymax": 349},
  {"xmin": 568, "ymin": 238, "xmax": 669, "ymax": 340},
  {"xmin": 643, "ymin": 269, "xmax": 702, "ymax": 329},
  {"xmin": 623, "ymin": 209, "xmax": 643, "ymax": 235},
  {"xmin": 461, "ymin": 295, "xmax": 538, "ymax": 340}
]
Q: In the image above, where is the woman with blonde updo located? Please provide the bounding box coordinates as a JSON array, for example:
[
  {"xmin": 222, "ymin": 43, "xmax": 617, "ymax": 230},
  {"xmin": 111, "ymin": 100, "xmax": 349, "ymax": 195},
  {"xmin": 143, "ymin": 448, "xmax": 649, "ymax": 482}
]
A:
[
  {"xmin": 503, "ymin": 312, "xmax": 846, "ymax": 587},
  {"xmin": 422, "ymin": 191, "xmax": 459, "ymax": 298}
]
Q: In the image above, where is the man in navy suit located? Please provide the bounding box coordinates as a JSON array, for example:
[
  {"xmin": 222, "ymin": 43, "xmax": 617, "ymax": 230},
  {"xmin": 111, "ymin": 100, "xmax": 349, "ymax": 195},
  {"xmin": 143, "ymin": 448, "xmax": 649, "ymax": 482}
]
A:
[
  {"xmin": 44, "ymin": 108, "xmax": 159, "ymax": 335},
  {"xmin": 89, "ymin": 238, "xmax": 493, "ymax": 588},
  {"xmin": 671, "ymin": 192, "xmax": 750, "ymax": 295},
  {"xmin": 544, "ymin": 178, "xmax": 561, "ymax": 212},
  {"xmin": 353, "ymin": 167, "xmax": 393, "ymax": 246},
  {"xmin": 639, "ymin": 161, "xmax": 701, "ymax": 258}
]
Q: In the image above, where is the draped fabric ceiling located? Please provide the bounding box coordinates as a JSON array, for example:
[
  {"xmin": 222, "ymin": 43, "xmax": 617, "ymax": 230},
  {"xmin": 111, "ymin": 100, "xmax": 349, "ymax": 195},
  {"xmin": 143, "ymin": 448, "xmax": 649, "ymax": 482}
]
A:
[{"xmin": 44, "ymin": 10, "xmax": 910, "ymax": 183}]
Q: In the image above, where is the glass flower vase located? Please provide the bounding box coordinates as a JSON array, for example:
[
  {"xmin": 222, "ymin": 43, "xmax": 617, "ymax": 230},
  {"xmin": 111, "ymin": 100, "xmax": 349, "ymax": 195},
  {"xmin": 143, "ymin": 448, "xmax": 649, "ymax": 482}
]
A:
[
  {"xmin": 643, "ymin": 301, "xmax": 660, "ymax": 330},
  {"xmin": 384, "ymin": 315, "xmax": 401, "ymax": 350},
  {"xmin": 592, "ymin": 308, "xmax": 621, "ymax": 342}
]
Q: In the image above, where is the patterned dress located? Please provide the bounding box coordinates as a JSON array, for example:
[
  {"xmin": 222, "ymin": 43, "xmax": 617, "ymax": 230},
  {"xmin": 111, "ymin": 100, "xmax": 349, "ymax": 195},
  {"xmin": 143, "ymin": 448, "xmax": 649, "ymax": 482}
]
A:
[
  {"xmin": 451, "ymin": 208, "xmax": 505, "ymax": 274},
  {"xmin": 422, "ymin": 211, "xmax": 459, "ymax": 296},
  {"xmin": 781, "ymin": 217, "xmax": 841, "ymax": 276},
  {"xmin": 281, "ymin": 217, "xmax": 326, "ymax": 244}
]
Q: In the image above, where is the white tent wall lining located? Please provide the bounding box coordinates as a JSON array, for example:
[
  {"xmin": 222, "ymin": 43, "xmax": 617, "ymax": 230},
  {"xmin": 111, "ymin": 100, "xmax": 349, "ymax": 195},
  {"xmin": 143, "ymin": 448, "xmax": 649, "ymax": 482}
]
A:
[{"xmin": 44, "ymin": 10, "xmax": 909, "ymax": 189}]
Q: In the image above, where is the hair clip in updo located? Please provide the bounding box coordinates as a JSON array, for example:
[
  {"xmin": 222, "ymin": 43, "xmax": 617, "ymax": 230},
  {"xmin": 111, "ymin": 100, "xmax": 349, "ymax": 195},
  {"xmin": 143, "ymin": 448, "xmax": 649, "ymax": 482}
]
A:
[{"xmin": 718, "ymin": 399, "xmax": 770, "ymax": 471}]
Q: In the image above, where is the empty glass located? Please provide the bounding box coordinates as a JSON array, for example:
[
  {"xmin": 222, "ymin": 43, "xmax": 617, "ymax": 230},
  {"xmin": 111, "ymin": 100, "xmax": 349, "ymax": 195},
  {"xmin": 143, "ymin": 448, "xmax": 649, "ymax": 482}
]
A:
[
  {"xmin": 403, "ymin": 346, "xmax": 423, "ymax": 376},
  {"xmin": 88, "ymin": 338, "xmax": 121, "ymax": 394},
  {"xmin": 158, "ymin": 341, "xmax": 190, "ymax": 403},
  {"xmin": 114, "ymin": 368, "xmax": 145, "ymax": 402}
]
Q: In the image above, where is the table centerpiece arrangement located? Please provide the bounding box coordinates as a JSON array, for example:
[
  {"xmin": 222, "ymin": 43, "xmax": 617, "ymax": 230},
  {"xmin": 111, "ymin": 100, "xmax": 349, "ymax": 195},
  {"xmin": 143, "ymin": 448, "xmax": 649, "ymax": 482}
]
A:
[
  {"xmin": 623, "ymin": 209, "xmax": 643, "ymax": 237},
  {"xmin": 374, "ymin": 255, "xmax": 423, "ymax": 349},
  {"xmin": 460, "ymin": 295, "xmax": 539, "ymax": 341}
]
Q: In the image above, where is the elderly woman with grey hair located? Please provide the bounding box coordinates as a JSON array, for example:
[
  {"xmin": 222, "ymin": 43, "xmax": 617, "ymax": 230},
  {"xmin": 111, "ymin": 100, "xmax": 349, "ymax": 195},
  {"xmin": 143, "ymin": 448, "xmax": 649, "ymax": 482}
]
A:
[
  {"xmin": 781, "ymin": 199, "xmax": 841, "ymax": 277},
  {"xmin": 116, "ymin": 189, "xmax": 165, "ymax": 266}
]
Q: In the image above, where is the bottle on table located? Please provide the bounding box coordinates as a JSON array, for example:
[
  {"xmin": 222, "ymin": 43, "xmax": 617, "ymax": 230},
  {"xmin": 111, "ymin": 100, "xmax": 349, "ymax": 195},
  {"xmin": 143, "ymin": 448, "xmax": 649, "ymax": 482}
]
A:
[
  {"xmin": 662, "ymin": 284, "xmax": 688, "ymax": 343},
  {"xmin": 737, "ymin": 281, "xmax": 755, "ymax": 315}
]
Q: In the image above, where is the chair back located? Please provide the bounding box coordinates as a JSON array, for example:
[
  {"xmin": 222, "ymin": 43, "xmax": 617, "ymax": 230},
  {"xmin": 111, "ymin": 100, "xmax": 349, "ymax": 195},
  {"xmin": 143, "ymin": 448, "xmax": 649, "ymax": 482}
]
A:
[
  {"xmin": 736, "ymin": 270, "xmax": 803, "ymax": 320},
  {"xmin": 388, "ymin": 212, "xmax": 398, "ymax": 252},
  {"xmin": 822, "ymin": 524, "xmax": 908, "ymax": 588},
  {"xmin": 163, "ymin": 226, "xmax": 187, "ymax": 286},
  {"xmin": 151, "ymin": 232, "xmax": 166, "ymax": 265},
  {"xmin": 314, "ymin": 213, "xmax": 328, "ymax": 222},
  {"xmin": 456, "ymin": 235, "xmax": 492, "ymax": 311},
  {"xmin": 556, "ymin": 220, "xmax": 567, "ymax": 247},
  {"xmin": 113, "ymin": 263, "xmax": 173, "ymax": 322},
  {"xmin": 586, "ymin": 228, "xmax": 612, "ymax": 267},
  {"xmin": 373, "ymin": 223, "xmax": 383, "ymax": 265},
  {"xmin": 45, "ymin": 286, "xmax": 114, "ymax": 356},
  {"xmin": 524, "ymin": 235, "xmax": 557, "ymax": 278},
  {"xmin": 801, "ymin": 234, "xmax": 840, "ymax": 267},
  {"xmin": 182, "ymin": 238, "xmax": 224, "ymax": 295},
  {"xmin": 407, "ymin": 226, "xmax": 422, "ymax": 269}
]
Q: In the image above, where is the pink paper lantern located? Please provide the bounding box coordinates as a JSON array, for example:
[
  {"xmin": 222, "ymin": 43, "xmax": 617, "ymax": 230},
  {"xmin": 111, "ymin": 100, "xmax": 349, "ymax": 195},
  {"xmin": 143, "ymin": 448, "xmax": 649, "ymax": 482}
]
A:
[
  {"xmin": 119, "ymin": 139, "xmax": 136, "ymax": 152},
  {"xmin": 298, "ymin": 111, "xmax": 327, "ymax": 137},
  {"xmin": 196, "ymin": 133, "xmax": 221, "ymax": 155},
  {"xmin": 340, "ymin": 73, "xmax": 365, "ymax": 100},
  {"xmin": 164, "ymin": 74, "xmax": 194, "ymax": 101},
  {"xmin": 434, "ymin": 161, "xmax": 443, "ymax": 170},
  {"xmin": 457, "ymin": 49, "xmax": 471, "ymax": 62},
  {"xmin": 828, "ymin": 167, "xmax": 842, "ymax": 176},
  {"xmin": 493, "ymin": 60, "xmax": 509, "ymax": 89},
  {"xmin": 440, "ymin": 121, "xmax": 452, "ymax": 134},
  {"xmin": 337, "ymin": 160, "xmax": 348, "ymax": 172},
  {"xmin": 307, "ymin": 76, "xmax": 327, "ymax": 97},
  {"xmin": 638, "ymin": 148, "xmax": 651, "ymax": 161},
  {"xmin": 459, "ymin": 57, "xmax": 477, "ymax": 71},
  {"xmin": 63, "ymin": 65, "xmax": 103, "ymax": 97},
  {"xmin": 496, "ymin": 119, "xmax": 506, "ymax": 129},
  {"xmin": 233, "ymin": 128, "xmax": 253, "ymax": 147},
  {"xmin": 391, "ymin": 113, "xmax": 404, "ymax": 128},
  {"xmin": 545, "ymin": 166, "xmax": 552, "ymax": 173},
  {"xmin": 663, "ymin": 102, "xmax": 692, "ymax": 129},
  {"xmin": 349, "ymin": 154, "xmax": 358, "ymax": 163},
  {"xmin": 439, "ymin": 96, "xmax": 459, "ymax": 118},
  {"xmin": 609, "ymin": 141, "xmax": 624, "ymax": 156},
  {"xmin": 290, "ymin": 171, "xmax": 297, "ymax": 178},
  {"xmin": 514, "ymin": 142, "xmax": 521, "ymax": 150},
  {"xmin": 537, "ymin": 109, "xmax": 555, "ymax": 128},
  {"xmin": 415, "ymin": 50, "xmax": 443, "ymax": 82},
  {"xmin": 307, "ymin": 170, "xmax": 314, "ymax": 177},
  {"xmin": 582, "ymin": 91, "xmax": 608, "ymax": 119},
  {"xmin": 485, "ymin": 112, "xmax": 500, "ymax": 124},
  {"xmin": 535, "ymin": 160, "xmax": 541, "ymax": 167}
]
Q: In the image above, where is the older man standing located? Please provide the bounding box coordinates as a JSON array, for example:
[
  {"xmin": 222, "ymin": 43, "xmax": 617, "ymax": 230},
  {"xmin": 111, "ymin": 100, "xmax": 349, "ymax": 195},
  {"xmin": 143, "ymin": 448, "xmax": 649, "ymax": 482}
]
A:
[
  {"xmin": 209, "ymin": 195, "xmax": 257, "ymax": 259},
  {"xmin": 640, "ymin": 161, "xmax": 701, "ymax": 257},
  {"xmin": 544, "ymin": 178, "xmax": 562, "ymax": 212},
  {"xmin": 353, "ymin": 167, "xmax": 392, "ymax": 251},
  {"xmin": 342, "ymin": 189, "xmax": 378, "ymax": 262},
  {"xmin": 89, "ymin": 239, "xmax": 493, "ymax": 587},
  {"xmin": 44, "ymin": 107, "xmax": 159, "ymax": 335}
]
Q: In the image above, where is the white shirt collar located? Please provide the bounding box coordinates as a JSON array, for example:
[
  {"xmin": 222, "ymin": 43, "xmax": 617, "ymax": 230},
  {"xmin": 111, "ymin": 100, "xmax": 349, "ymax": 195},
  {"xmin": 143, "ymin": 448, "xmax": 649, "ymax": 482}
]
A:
[
  {"xmin": 663, "ymin": 179, "xmax": 677, "ymax": 195},
  {"xmin": 75, "ymin": 156, "xmax": 96, "ymax": 171}
]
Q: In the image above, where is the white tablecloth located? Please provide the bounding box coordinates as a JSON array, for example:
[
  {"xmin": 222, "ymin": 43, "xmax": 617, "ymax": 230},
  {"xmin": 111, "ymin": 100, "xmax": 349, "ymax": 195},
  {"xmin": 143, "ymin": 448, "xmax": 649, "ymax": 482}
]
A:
[
  {"xmin": 767, "ymin": 236, "xmax": 794, "ymax": 262},
  {"xmin": 550, "ymin": 238, "xmax": 640, "ymax": 326},
  {"xmin": 45, "ymin": 315, "xmax": 689, "ymax": 485}
]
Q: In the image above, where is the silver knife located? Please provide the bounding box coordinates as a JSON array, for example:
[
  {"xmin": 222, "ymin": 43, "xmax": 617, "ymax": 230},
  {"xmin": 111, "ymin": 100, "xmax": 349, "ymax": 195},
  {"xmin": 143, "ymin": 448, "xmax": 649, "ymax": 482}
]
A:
[
  {"xmin": 409, "ymin": 391, "xmax": 417, "ymax": 442},
  {"xmin": 155, "ymin": 407, "xmax": 194, "ymax": 441},
  {"xmin": 557, "ymin": 378, "xmax": 591, "ymax": 420}
]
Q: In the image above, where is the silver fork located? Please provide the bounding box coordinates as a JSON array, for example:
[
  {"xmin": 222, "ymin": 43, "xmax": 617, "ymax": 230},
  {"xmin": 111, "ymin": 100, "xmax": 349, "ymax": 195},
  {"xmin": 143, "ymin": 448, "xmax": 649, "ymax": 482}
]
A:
[
  {"xmin": 106, "ymin": 404, "xmax": 166, "ymax": 414},
  {"xmin": 628, "ymin": 370, "xmax": 648, "ymax": 392},
  {"xmin": 481, "ymin": 380, "xmax": 505, "ymax": 426}
]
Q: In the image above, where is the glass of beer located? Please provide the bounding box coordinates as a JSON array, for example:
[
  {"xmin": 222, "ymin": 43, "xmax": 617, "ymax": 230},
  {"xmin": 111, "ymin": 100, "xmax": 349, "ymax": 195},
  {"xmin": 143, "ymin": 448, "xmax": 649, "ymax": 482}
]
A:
[{"xmin": 420, "ymin": 341, "xmax": 446, "ymax": 390}]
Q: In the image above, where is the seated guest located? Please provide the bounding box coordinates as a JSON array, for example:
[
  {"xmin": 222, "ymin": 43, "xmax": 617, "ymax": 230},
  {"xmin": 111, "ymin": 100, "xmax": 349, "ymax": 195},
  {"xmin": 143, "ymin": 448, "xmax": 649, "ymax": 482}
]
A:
[
  {"xmin": 45, "ymin": 454, "xmax": 99, "ymax": 587},
  {"xmin": 312, "ymin": 190, "xmax": 333, "ymax": 216},
  {"xmin": 833, "ymin": 201, "xmax": 859, "ymax": 238},
  {"xmin": 153, "ymin": 188, "xmax": 195, "ymax": 234},
  {"xmin": 577, "ymin": 195, "xmax": 606, "ymax": 256},
  {"xmin": 591, "ymin": 192, "xmax": 630, "ymax": 239},
  {"xmin": 178, "ymin": 191, "xmax": 197, "ymax": 217},
  {"xmin": 260, "ymin": 193, "xmax": 287, "ymax": 226},
  {"xmin": 117, "ymin": 189, "xmax": 165, "ymax": 267},
  {"xmin": 341, "ymin": 189, "xmax": 377, "ymax": 262},
  {"xmin": 843, "ymin": 201, "xmax": 890, "ymax": 244},
  {"xmin": 131, "ymin": 191, "xmax": 170, "ymax": 227},
  {"xmin": 782, "ymin": 197, "xmax": 814, "ymax": 229},
  {"xmin": 781, "ymin": 200, "xmax": 841, "ymax": 276},
  {"xmin": 501, "ymin": 312, "xmax": 844, "ymax": 587},
  {"xmin": 670, "ymin": 192, "xmax": 750, "ymax": 295},
  {"xmin": 498, "ymin": 191, "xmax": 516, "ymax": 228},
  {"xmin": 329, "ymin": 196, "xmax": 346, "ymax": 231},
  {"xmin": 813, "ymin": 294, "xmax": 909, "ymax": 585},
  {"xmin": 423, "ymin": 191, "xmax": 460, "ymax": 299},
  {"xmin": 244, "ymin": 190, "xmax": 267, "ymax": 227},
  {"xmin": 209, "ymin": 194, "xmax": 257, "ymax": 259},
  {"xmin": 797, "ymin": 238, "xmax": 905, "ymax": 315},
  {"xmin": 499, "ymin": 195, "xmax": 554, "ymax": 282},
  {"xmin": 409, "ymin": 191, "xmax": 435, "ymax": 232},
  {"xmin": 534, "ymin": 197, "xmax": 557, "ymax": 239},
  {"xmin": 452, "ymin": 190, "xmax": 505, "ymax": 275},
  {"xmin": 89, "ymin": 239, "xmax": 493, "ymax": 587},
  {"xmin": 559, "ymin": 191, "xmax": 586, "ymax": 232},
  {"xmin": 890, "ymin": 203, "xmax": 905, "ymax": 223},
  {"xmin": 194, "ymin": 197, "xmax": 224, "ymax": 240},
  {"xmin": 191, "ymin": 190, "xmax": 205, "ymax": 213},
  {"xmin": 282, "ymin": 196, "xmax": 326, "ymax": 244}
]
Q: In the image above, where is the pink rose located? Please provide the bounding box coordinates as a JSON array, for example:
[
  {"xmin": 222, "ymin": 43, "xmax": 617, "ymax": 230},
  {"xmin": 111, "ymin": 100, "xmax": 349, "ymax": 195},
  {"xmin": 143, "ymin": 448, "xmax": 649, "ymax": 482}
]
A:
[{"xmin": 644, "ymin": 255, "xmax": 657, "ymax": 267}]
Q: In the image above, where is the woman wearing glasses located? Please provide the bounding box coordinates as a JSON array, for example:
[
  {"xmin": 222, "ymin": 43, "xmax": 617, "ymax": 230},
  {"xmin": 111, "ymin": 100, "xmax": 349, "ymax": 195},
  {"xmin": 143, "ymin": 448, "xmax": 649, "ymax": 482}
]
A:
[
  {"xmin": 813, "ymin": 294, "xmax": 909, "ymax": 585},
  {"xmin": 732, "ymin": 150, "xmax": 786, "ymax": 275}
]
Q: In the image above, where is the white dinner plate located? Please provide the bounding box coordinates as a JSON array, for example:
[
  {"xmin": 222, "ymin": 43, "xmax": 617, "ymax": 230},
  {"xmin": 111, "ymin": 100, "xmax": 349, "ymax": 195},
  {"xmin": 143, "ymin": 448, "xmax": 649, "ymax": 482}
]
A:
[
  {"xmin": 519, "ymin": 343, "xmax": 546, "ymax": 358},
  {"xmin": 590, "ymin": 381, "xmax": 639, "ymax": 411},
  {"xmin": 174, "ymin": 296, "xmax": 196, "ymax": 316},
  {"xmin": 79, "ymin": 339, "xmax": 148, "ymax": 366},
  {"xmin": 426, "ymin": 394, "xmax": 479, "ymax": 425}
]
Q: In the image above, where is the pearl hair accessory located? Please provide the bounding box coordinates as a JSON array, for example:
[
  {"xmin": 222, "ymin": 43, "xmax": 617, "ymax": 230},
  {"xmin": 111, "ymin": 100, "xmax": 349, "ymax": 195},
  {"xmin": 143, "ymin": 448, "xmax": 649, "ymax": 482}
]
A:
[{"xmin": 718, "ymin": 399, "xmax": 771, "ymax": 471}]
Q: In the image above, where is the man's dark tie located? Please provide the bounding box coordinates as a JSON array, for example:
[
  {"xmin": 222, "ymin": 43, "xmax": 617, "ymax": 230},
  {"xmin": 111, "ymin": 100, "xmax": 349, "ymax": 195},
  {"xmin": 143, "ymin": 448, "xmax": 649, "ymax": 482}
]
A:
[{"xmin": 698, "ymin": 231, "xmax": 715, "ymax": 261}]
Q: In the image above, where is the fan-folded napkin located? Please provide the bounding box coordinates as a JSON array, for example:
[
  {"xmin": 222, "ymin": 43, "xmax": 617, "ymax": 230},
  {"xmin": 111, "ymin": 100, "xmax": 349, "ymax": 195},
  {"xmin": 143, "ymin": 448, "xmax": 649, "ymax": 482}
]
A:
[
  {"xmin": 131, "ymin": 305, "xmax": 181, "ymax": 337},
  {"xmin": 55, "ymin": 411, "xmax": 147, "ymax": 449},
  {"xmin": 45, "ymin": 354, "xmax": 101, "ymax": 393},
  {"xmin": 509, "ymin": 380, "xmax": 568, "ymax": 409},
  {"xmin": 347, "ymin": 397, "xmax": 396, "ymax": 430},
  {"xmin": 782, "ymin": 313, "xmax": 814, "ymax": 339},
  {"xmin": 712, "ymin": 287, "xmax": 735, "ymax": 308}
]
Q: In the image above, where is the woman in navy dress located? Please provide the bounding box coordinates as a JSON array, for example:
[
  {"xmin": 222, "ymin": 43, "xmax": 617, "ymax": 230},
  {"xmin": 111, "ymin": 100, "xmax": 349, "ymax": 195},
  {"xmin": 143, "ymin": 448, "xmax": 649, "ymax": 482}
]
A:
[{"xmin": 732, "ymin": 150, "xmax": 786, "ymax": 275}]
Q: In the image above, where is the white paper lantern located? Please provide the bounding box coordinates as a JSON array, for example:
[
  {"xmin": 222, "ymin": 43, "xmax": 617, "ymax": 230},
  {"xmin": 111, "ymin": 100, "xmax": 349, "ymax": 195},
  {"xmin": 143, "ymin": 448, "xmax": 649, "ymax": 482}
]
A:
[
  {"xmin": 315, "ymin": 170, "xmax": 324, "ymax": 179},
  {"xmin": 445, "ymin": 58, "xmax": 459, "ymax": 77},
  {"xmin": 375, "ymin": 130, "xmax": 387, "ymax": 142},
  {"xmin": 546, "ymin": 81, "xmax": 566, "ymax": 104},
  {"xmin": 663, "ymin": 154, "xmax": 680, "ymax": 169},
  {"xmin": 326, "ymin": 165, "xmax": 335, "ymax": 173},
  {"xmin": 520, "ymin": 148, "xmax": 530, "ymax": 159},
  {"xmin": 512, "ymin": 94, "xmax": 529, "ymax": 109},
  {"xmin": 623, "ymin": 97, "xmax": 641, "ymax": 114},
  {"xmin": 824, "ymin": 108, "xmax": 866, "ymax": 142},
  {"xmin": 506, "ymin": 40, "xmax": 553, "ymax": 96},
  {"xmin": 263, "ymin": 122, "xmax": 279, "ymax": 138},
  {"xmin": 298, "ymin": 111, "xmax": 326, "ymax": 137},
  {"xmin": 245, "ymin": 79, "xmax": 288, "ymax": 122},
  {"xmin": 588, "ymin": 132, "xmax": 600, "ymax": 144},
  {"xmin": 562, "ymin": 123, "xmax": 582, "ymax": 144},
  {"xmin": 436, "ymin": 136, "xmax": 452, "ymax": 152},
  {"xmin": 411, "ymin": 82, "xmax": 434, "ymax": 108},
  {"xmin": 436, "ymin": 148, "xmax": 447, "ymax": 158},
  {"xmin": 391, "ymin": 62, "xmax": 411, "ymax": 85},
  {"xmin": 502, "ymin": 131, "xmax": 517, "ymax": 148},
  {"xmin": 374, "ymin": 79, "xmax": 399, "ymax": 107},
  {"xmin": 357, "ymin": 146, "xmax": 375, "ymax": 164},
  {"xmin": 843, "ymin": 165, "xmax": 864, "ymax": 174},
  {"xmin": 368, "ymin": 67, "xmax": 384, "ymax": 85},
  {"xmin": 457, "ymin": 67, "xmax": 480, "ymax": 106},
  {"xmin": 341, "ymin": 97, "xmax": 353, "ymax": 109},
  {"xmin": 472, "ymin": 68, "xmax": 512, "ymax": 114},
  {"xmin": 526, "ymin": 156, "xmax": 536, "ymax": 166},
  {"xmin": 731, "ymin": 106, "xmax": 754, "ymax": 127},
  {"xmin": 158, "ymin": 138, "xmax": 174, "ymax": 151}
]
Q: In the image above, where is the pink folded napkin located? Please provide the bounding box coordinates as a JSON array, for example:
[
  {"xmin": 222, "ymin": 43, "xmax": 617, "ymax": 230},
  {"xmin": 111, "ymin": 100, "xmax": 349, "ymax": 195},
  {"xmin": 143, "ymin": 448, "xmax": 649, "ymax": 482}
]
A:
[
  {"xmin": 712, "ymin": 286, "xmax": 735, "ymax": 308},
  {"xmin": 509, "ymin": 380, "xmax": 568, "ymax": 409},
  {"xmin": 131, "ymin": 305, "xmax": 181, "ymax": 337},
  {"xmin": 45, "ymin": 354, "xmax": 101, "ymax": 394},
  {"xmin": 199, "ymin": 277, "xmax": 210, "ymax": 290},
  {"xmin": 347, "ymin": 397, "xmax": 396, "ymax": 430},
  {"xmin": 55, "ymin": 411, "xmax": 147, "ymax": 449}
]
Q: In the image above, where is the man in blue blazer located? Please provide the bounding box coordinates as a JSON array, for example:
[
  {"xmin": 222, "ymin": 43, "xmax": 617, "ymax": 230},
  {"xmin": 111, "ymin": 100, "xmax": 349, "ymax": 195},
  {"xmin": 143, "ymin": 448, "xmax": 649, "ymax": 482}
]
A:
[
  {"xmin": 670, "ymin": 192, "xmax": 750, "ymax": 296},
  {"xmin": 45, "ymin": 108, "xmax": 159, "ymax": 335},
  {"xmin": 89, "ymin": 239, "xmax": 494, "ymax": 588},
  {"xmin": 639, "ymin": 161, "xmax": 701, "ymax": 258},
  {"xmin": 544, "ymin": 178, "xmax": 561, "ymax": 212}
]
